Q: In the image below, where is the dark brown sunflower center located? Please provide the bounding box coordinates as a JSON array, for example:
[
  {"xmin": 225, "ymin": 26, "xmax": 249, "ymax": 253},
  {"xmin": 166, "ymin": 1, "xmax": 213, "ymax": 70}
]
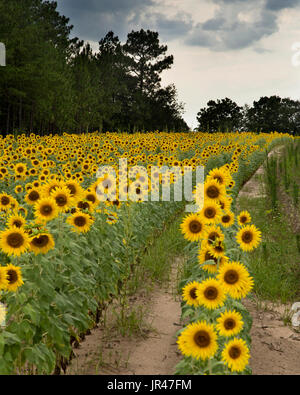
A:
[
  {"xmin": 86, "ymin": 194, "xmax": 96, "ymax": 203},
  {"xmin": 16, "ymin": 166, "xmax": 24, "ymax": 173},
  {"xmin": 7, "ymin": 232, "xmax": 24, "ymax": 248},
  {"xmin": 204, "ymin": 208, "xmax": 216, "ymax": 218},
  {"xmin": 224, "ymin": 270, "xmax": 239, "ymax": 285},
  {"xmin": 28, "ymin": 191, "xmax": 40, "ymax": 201},
  {"xmin": 229, "ymin": 346, "xmax": 241, "ymax": 359},
  {"xmin": 189, "ymin": 220, "xmax": 202, "ymax": 234},
  {"xmin": 241, "ymin": 231, "xmax": 253, "ymax": 244},
  {"xmin": 78, "ymin": 201, "xmax": 90, "ymax": 210},
  {"xmin": 193, "ymin": 330, "xmax": 211, "ymax": 348},
  {"xmin": 206, "ymin": 185, "xmax": 220, "ymax": 199},
  {"xmin": 240, "ymin": 216, "xmax": 247, "ymax": 223},
  {"xmin": 40, "ymin": 204, "xmax": 53, "ymax": 216},
  {"xmin": 74, "ymin": 216, "xmax": 87, "ymax": 227},
  {"xmin": 189, "ymin": 287, "xmax": 197, "ymax": 300},
  {"xmin": 224, "ymin": 318, "xmax": 236, "ymax": 330},
  {"xmin": 204, "ymin": 286, "xmax": 218, "ymax": 300},
  {"xmin": 213, "ymin": 242, "xmax": 224, "ymax": 253},
  {"xmin": 31, "ymin": 235, "xmax": 49, "ymax": 248},
  {"xmin": 222, "ymin": 215, "xmax": 230, "ymax": 223},
  {"xmin": 12, "ymin": 220, "xmax": 22, "ymax": 228},
  {"xmin": 55, "ymin": 194, "xmax": 67, "ymax": 206},
  {"xmin": 7, "ymin": 269, "xmax": 18, "ymax": 284},
  {"xmin": 1, "ymin": 196, "xmax": 10, "ymax": 205}
]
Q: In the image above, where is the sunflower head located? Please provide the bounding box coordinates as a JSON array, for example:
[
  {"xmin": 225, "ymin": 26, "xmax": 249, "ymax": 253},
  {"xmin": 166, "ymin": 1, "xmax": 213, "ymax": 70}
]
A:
[
  {"xmin": 0, "ymin": 227, "xmax": 30, "ymax": 257},
  {"xmin": 4, "ymin": 264, "xmax": 24, "ymax": 291},
  {"xmin": 180, "ymin": 213, "xmax": 206, "ymax": 242},
  {"xmin": 30, "ymin": 232, "xmax": 55, "ymax": 255},
  {"xmin": 221, "ymin": 338, "xmax": 250, "ymax": 372},
  {"xmin": 236, "ymin": 224, "xmax": 261, "ymax": 251},
  {"xmin": 177, "ymin": 320, "xmax": 218, "ymax": 361}
]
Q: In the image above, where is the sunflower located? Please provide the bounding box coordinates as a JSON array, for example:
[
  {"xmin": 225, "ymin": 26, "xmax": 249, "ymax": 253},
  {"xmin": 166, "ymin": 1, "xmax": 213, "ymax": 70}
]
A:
[
  {"xmin": 4, "ymin": 264, "xmax": 24, "ymax": 291},
  {"xmin": 236, "ymin": 224, "xmax": 261, "ymax": 251},
  {"xmin": 67, "ymin": 212, "xmax": 94, "ymax": 233},
  {"xmin": 207, "ymin": 168, "xmax": 230, "ymax": 187},
  {"xmin": 182, "ymin": 281, "xmax": 201, "ymax": 307},
  {"xmin": 34, "ymin": 198, "xmax": 59, "ymax": 223},
  {"xmin": 85, "ymin": 191, "xmax": 99, "ymax": 207},
  {"xmin": 0, "ymin": 193, "xmax": 12, "ymax": 211},
  {"xmin": 65, "ymin": 180, "xmax": 84, "ymax": 201},
  {"xmin": 221, "ymin": 338, "xmax": 250, "ymax": 372},
  {"xmin": 0, "ymin": 266, "xmax": 8, "ymax": 290},
  {"xmin": 204, "ymin": 225, "xmax": 224, "ymax": 246},
  {"xmin": 208, "ymin": 239, "xmax": 226, "ymax": 259},
  {"xmin": 196, "ymin": 278, "xmax": 226, "ymax": 310},
  {"xmin": 220, "ymin": 211, "xmax": 235, "ymax": 228},
  {"xmin": 237, "ymin": 211, "xmax": 252, "ymax": 226},
  {"xmin": 217, "ymin": 261, "xmax": 254, "ymax": 299},
  {"xmin": 14, "ymin": 185, "xmax": 23, "ymax": 194},
  {"xmin": 30, "ymin": 232, "xmax": 55, "ymax": 255},
  {"xmin": 50, "ymin": 186, "xmax": 74, "ymax": 213},
  {"xmin": 41, "ymin": 180, "xmax": 65, "ymax": 198},
  {"xmin": 180, "ymin": 213, "xmax": 207, "ymax": 242},
  {"xmin": 25, "ymin": 188, "xmax": 41, "ymax": 205},
  {"xmin": 177, "ymin": 321, "xmax": 218, "ymax": 361},
  {"xmin": 0, "ymin": 227, "xmax": 30, "ymax": 256},
  {"xmin": 204, "ymin": 179, "xmax": 226, "ymax": 202},
  {"xmin": 216, "ymin": 310, "xmax": 244, "ymax": 337},
  {"xmin": 6, "ymin": 214, "xmax": 26, "ymax": 229},
  {"xmin": 199, "ymin": 200, "xmax": 222, "ymax": 224},
  {"xmin": 14, "ymin": 163, "xmax": 27, "ymax": 175}
]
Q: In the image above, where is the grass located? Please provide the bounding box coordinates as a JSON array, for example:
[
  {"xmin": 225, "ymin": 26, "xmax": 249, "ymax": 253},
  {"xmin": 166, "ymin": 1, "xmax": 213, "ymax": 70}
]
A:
[
  {"xmin": 126, "ymin": 210, "xmax": 190, "ymax": 294},
  {"xmin": 101, "ymin": 209, "xmax": 189, "ymax": 338},
  {"xmin": 237, "ymin": 195, "xmax": 300, "ymax": 303}
]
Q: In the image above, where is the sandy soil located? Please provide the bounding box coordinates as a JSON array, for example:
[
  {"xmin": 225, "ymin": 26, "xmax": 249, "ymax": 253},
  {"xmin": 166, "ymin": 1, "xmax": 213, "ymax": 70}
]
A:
[
  {"xmin": 66, "ymin": 259, "xmax": 184, "ymax": 375},
  {"xmin": 244, "ymin": 299, "xmax": 300, "ymax": 375}
]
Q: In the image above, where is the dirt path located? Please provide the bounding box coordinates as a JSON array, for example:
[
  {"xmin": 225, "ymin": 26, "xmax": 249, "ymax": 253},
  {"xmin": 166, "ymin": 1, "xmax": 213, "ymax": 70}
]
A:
[
  {"xmin": 244, "ymin": 299, "xmax": 300, "ymax": 375},
  {"xmin": 66, "ymin": 259, "xmax": 183, "ymax": 375},
  {"xmin": 237, "ymin": 144, "xmax": 300, "ymax": 375}
]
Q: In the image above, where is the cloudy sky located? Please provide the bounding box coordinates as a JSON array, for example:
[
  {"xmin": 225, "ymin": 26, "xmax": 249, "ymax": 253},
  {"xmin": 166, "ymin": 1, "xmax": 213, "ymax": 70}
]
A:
[{"xmin": 56, "ymin": 0, "xmax": 300, "ymax": 129}]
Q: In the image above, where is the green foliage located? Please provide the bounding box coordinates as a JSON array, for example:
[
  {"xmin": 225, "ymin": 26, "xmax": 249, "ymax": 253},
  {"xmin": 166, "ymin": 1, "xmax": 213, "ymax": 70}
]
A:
[
  {"xmin": 0, "ymin": 200, "xmax": 183, "ymax": 374},
  {"xmin": 0, "ymin": 3, "xmax": 188, "ymax": 134}
]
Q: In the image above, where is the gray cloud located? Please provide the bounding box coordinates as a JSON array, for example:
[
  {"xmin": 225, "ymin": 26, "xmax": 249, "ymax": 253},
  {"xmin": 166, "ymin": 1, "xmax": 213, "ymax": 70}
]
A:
[
  {"xmin": 185, "ymin": 0, "xmax": 282, "ymax": 51},
  {"xmin": 56, "ymin": 0, "xmax": 300, "ymax": 52},
  {"xmin": 56, "ymin": 0, "xmax": 155, "ymax": 41},
  {"xmin": 265, "ymin": 0, "xmax": 300, "ymax": 10}
]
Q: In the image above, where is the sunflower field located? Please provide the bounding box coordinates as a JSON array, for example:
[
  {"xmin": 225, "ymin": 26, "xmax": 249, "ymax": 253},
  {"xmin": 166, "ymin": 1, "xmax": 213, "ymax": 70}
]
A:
[{"xmin": 0, "ymin": 130, "xmax": 294, "ymax": 374}]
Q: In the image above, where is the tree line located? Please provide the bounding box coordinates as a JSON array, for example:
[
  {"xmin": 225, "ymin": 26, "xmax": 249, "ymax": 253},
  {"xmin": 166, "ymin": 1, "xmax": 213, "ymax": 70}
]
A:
[
  {"xmin": 0, "ymin": 0, "xmax": 188, "ymax": 135},
  {"xmin": 196, "ymin": 96, "xmax": 300, "ymax": 135}
]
